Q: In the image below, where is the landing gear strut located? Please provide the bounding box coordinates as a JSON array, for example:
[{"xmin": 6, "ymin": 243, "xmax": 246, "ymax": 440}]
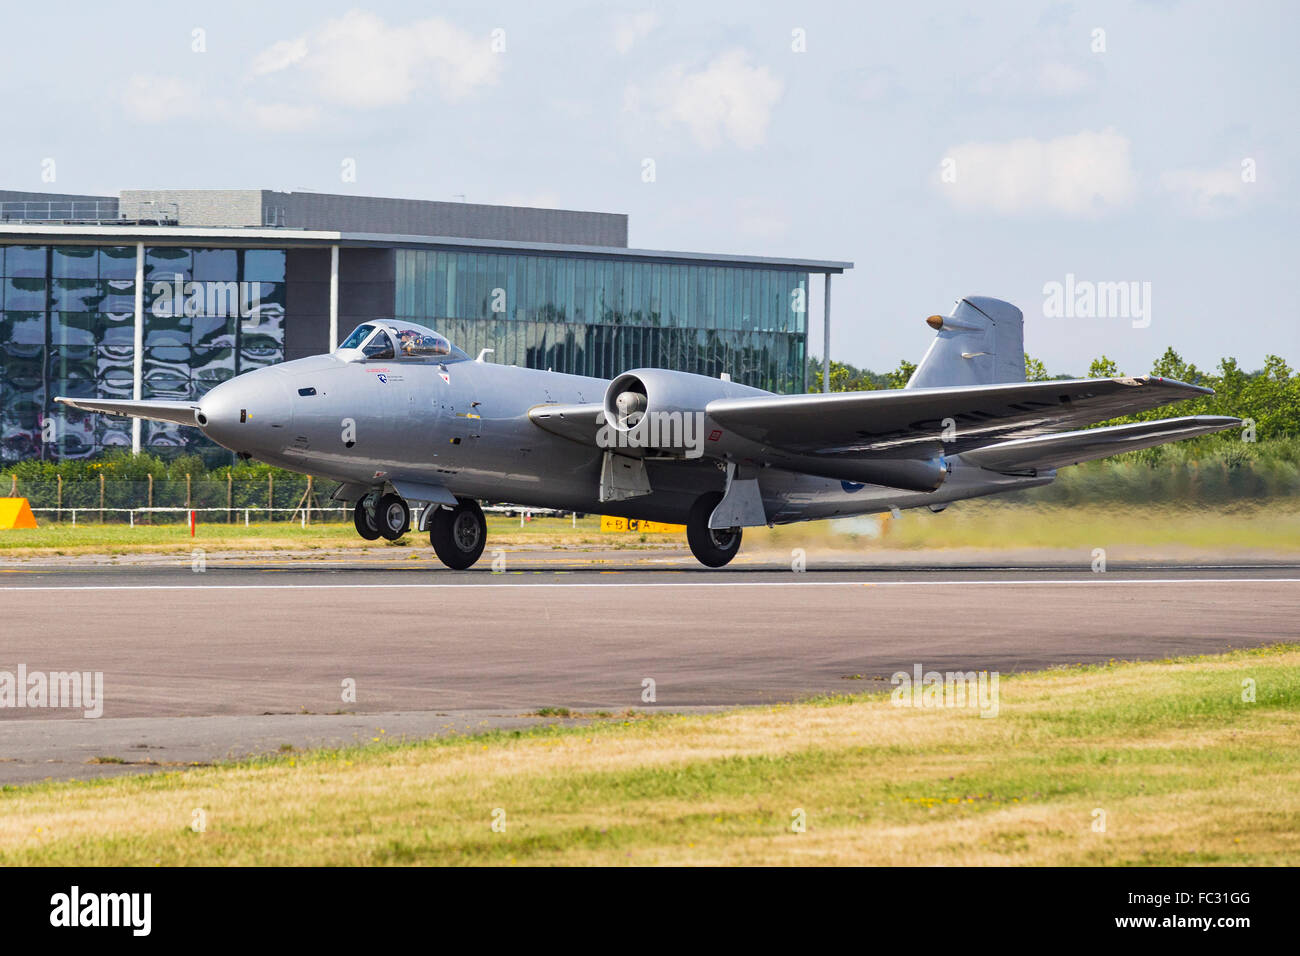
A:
[
  {"xmin": 429, "ymin": 497, "xmax": 487, "ymax": 570},
  {"xmin": 686, "ymin": 491, "xmax": 742, "ymax": 568}
]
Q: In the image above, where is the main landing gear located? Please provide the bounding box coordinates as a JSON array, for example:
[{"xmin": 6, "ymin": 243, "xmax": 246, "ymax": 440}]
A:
[
  {"xmin": 686, "ymin": 491, "xmax": 742, "ymax": 568},
  {"xmin": 429, "ymin": 497, "xmax": 487, "ymax": 570},
  {"xmin": 353, "ymin": 491, "xmax": 486, "ymax": 569}
]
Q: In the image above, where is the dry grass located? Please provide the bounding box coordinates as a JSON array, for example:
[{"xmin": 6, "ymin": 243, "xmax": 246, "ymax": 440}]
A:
[{"xmin": 2, "ymin": 646, "xmax": 1297, "ymax": 866}]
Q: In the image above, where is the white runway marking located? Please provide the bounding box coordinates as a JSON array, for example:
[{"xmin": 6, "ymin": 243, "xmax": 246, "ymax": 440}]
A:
[{"xmin": 2, "ymin": 578, "xmax": 1299, "ymax": 592}]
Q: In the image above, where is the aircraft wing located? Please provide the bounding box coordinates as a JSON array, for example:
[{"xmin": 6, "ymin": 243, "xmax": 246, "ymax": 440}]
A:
[
  {"xmin": 960, "ymin": 415, "xmax": 1241, "ymax": 473},
  {"xmin": 54, "ymin": 396, "xmax": 200, "ymax": 427},
  {"xmin": 705, "ymin": 376, "xmax": 1213, "ymax": 459}
]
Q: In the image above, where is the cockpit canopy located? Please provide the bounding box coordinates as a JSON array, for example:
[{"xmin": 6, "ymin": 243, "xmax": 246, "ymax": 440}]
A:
[{"xmin": 336, "ymin": 321, "xmax": 464, "ymax": 362}]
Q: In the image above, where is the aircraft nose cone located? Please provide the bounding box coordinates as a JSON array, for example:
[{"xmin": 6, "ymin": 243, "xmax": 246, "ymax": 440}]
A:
[{"xmin": 197, "ymin": 368, "xmax": 292, "ymax": 453}]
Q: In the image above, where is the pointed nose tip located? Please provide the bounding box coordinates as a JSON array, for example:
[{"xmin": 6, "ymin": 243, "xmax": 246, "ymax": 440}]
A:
[
  {"xmin": 197, "ymin": 369, "xmax": 291, "ymax": 452},
  {"xmin": 196, "ymin": 382, "xmax": 246, "ymax": 449}
]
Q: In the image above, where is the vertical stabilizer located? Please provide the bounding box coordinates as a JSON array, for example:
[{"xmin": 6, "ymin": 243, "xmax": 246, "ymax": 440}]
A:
[{"xmin": 906, "ymin": 296, "xmax": 1024, "ymax": 389}]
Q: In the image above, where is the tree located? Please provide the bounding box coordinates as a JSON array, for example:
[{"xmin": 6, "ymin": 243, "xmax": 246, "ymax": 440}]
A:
[
  {"xmin": 1088, "ymin": 356, "xmax": 1120, "ymax": 378},
  {"xmin": 885, "ymin": 360, "xmax": 917, "ymax": 390},
  {"xmin": 1024, "ymin": 353, "xmax": 1051, "ymax": 382}
]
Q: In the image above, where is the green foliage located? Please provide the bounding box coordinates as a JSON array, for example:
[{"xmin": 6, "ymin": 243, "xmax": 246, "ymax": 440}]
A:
[
  {"xmin": 807, "ymin": 357, "xmax": 912, "ymax": 392},
  {"xmin": 1024, "ymin": 353, "xmax": 1052, "ymax": 382},
  {"xmin": 885, "ymin": 360, "xmax": 917, "ymax": 390},
  {"xmin": 810, "ymin": 347, "xmax": 1299, "ymax": 441},
  {"xmin": 1096, "ymin": 348, "xmax": 1300, "ymax": 442},
  {"xmin": 0, "ymin": 450, "xmax": 320, "ymax": 515},
  {"xmin": 1088, "ymin": 355, "xmax": 1120, "ymax": 378}
]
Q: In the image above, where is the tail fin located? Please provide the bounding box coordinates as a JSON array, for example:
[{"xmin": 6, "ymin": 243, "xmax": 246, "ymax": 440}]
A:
[{"xmin": 906, "ymin": 296, "xmax": 1024, "ymax": 389}]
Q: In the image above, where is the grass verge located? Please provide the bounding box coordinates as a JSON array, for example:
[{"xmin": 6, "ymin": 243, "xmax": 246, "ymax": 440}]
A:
[
  {"xmin": 2, "ymin": 645, "xmax": 1297, "ymax": 865},
  {"xmin": 2, "ymin": 504, "xmax": 1298, "ymax": 558}
]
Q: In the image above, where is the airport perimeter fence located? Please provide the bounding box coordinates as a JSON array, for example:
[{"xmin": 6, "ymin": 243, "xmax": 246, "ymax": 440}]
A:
[{"xmin": 0, "ymin": 474, "xmax": 349, "ymax": 524}]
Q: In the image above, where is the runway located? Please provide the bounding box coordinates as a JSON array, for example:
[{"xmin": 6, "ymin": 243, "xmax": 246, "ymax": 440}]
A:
[{"xmin": 2, "ymin": 553, "xmax": 1297, "ymax": 783}]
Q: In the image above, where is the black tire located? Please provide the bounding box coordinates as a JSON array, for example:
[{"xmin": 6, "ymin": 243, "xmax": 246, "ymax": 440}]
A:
[
  {"xmin": 686, "ymin": 492, "xmax": 742, "ymax": 568},
  {"xmin": 375, "ymin": 493, "xmax": 409, "ymax": 540},
  {"xmin": 430, "ymin": 498, "xmax": 487, "ymax": 570},
  {"xmin": 353, "ymin": 495, "xmax": 381, "ymax": 540}
]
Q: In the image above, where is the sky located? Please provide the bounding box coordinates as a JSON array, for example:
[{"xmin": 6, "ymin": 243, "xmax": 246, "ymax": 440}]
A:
[{"xmin": 2, "ymin": 0, "xmax": 1296, "ymax": 377}]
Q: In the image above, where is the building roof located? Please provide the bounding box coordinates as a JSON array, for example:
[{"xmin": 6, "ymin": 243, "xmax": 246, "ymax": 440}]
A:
[{"xmin": 0, "ymin": 223, "xmax": 852, "ymax": 273}]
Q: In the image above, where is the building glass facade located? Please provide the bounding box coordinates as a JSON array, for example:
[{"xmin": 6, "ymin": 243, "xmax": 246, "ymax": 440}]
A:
[
  {"xmin": 394, "ymin": 250, "xmax": 808, "ymax": 393},
  {"xmin": 1, "ymin": 244, "xmax": 285, "ymax": 463},
  {"xmin": 2, "ymin": 240, "xmax": 814, "ymax": 464}
]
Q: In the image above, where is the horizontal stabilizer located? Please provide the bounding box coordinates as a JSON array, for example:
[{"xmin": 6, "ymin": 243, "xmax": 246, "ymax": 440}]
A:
[
  {"xmin": 54, "ymin": 396, "xmax": 199, "ymax": 427},
  {"xmin": 961, "ymin": 416, "xmax": 1241, "ymax": 473}
]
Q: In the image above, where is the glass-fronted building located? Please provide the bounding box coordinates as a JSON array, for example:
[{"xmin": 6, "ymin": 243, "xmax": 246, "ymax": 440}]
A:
[
  {"xmin": 394, "ymin": 250, "xmax": 808, "ymax": 388},
  {"xmin": 0, "ymin": 189, "xmax": 850, "ymax": 464},
  {"xmin": 1, "ymin": 243, "xmax": 286, "ymax": 462}
]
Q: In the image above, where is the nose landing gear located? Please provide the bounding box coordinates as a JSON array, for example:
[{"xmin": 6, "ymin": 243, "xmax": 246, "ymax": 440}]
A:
[
  {"xmin": 353, "ymin": 492, "xmax": 409, "ymax": 541},
  {"xmin": 353, "ymin": 495, "xmax": 381, "ymax": 540},
  {"xmin": 375, "ymin": 493, "xmax": 410, "ymax": 540}
]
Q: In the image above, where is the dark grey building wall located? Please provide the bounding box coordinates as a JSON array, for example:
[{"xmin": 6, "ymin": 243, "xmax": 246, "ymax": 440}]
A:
[
  {"xmin": 266, "ymin": 191, "xmax": 627, "ymax": 247},
  {"xmin": 339, "ymin": 248, "xmax": 396, "ymax": 328},
  {"xmin": 284, "ymin": 249, "xmax": 330, "ymax": 361},
  {"xmin": 283, "ymin": 248, "xmax": 396, "ymax": 359}
]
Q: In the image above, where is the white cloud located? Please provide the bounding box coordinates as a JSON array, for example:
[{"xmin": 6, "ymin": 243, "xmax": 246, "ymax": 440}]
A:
[
  {"xmin": 634, "ymin": 50, "xmax": 783, "ymax": 150},
  {"xmin": 122, "ymin": 74, "xmax": 200, "ymax": 123},
  {"xmin": 1159, "ymin": 161, "xmax": 1258, "ymax": 218},
  {"xmin": 938, "ymin": 128, "xmax": 1138, "ymax": 218},
  {"xmin": 613, "ymin": 12, "xmax": 659, "ymax": 54},
  {"xmin": 250, "ymin": 11, "xmax": 500, "ymax": 110},
  {"xmin": 251, "ymin": 38, "xmax": 308, "ymax": 76}
]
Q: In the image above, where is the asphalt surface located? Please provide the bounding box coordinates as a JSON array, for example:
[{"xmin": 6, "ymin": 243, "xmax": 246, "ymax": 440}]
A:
[{"xmin": 2, "ymin": 551, "xmax": 1297, "ymax": 783}]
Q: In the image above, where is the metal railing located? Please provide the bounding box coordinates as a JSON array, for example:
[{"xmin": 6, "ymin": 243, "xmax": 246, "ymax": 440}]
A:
[
  {"xmin": 0, "ymin": 199, "xmax": 121, "ymax": 222},
  {"xmin": 4, "ymin": 476, "xmax": 581, "ymax": 527}
]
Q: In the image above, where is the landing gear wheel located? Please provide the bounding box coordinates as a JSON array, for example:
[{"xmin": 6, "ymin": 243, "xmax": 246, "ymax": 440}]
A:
[
  {"xmin": 375, "ymin": 493, "xmax": 409, "ymax": 540},
  {"xmin": 430, "ymin": 497, "xmax": 487, "ymax": 570},
  {"xmin": 353, "ymin": 495, "xmax": 381, "ymax": 540},
  {"xmin": 686, "ymin": 491, "xmax": 742, "ymax": 568}
]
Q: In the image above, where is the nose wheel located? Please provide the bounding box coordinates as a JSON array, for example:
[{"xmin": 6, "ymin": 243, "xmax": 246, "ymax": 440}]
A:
[
  {"xmin": 353, "ymin": 495, "xmax": 382, "ymax": 540},
  {"xmin": 686, "ymin": 491, "xmax": 742, "ymax": 568},
  {"xmin": 375, "ymin": 493, "xmax": 410, "ymax": 540},
  {"xmin": 429, "ymin": 498, "xmax": 487, "ymax": 570}
]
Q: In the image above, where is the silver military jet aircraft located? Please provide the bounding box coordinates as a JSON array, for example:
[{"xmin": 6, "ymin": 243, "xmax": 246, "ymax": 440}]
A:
[{"xmin": 57, "ymin": 296, "xmax": 1239, "ymax": 569}]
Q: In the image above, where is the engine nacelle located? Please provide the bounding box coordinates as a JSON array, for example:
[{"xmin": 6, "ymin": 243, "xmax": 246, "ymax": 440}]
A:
[
  {"xmin": 599, "ymin": 367, "xmax": 950, "ymax": 492},
  {"xmin": 601, "ymin": 368, "xmax": 767, "ymax": 457}
]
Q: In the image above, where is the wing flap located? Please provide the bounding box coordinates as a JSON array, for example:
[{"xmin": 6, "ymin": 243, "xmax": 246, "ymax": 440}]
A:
[
  {"xmin": 706, "ymin": 376, "xmax": 1212, "ymax": 459},
  {"xmin": 961, "ymin": 416, "xmax": 1241, "ymax": 473},
  {"xmin": 54, "ymin": 396, "xmax": 200, "ymax": 427}
]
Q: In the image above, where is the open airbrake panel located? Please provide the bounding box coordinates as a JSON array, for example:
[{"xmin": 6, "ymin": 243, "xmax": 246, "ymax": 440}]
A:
[{"xmin": 599, "ymin": 452, "xmax": 651, "ymax": 502}]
